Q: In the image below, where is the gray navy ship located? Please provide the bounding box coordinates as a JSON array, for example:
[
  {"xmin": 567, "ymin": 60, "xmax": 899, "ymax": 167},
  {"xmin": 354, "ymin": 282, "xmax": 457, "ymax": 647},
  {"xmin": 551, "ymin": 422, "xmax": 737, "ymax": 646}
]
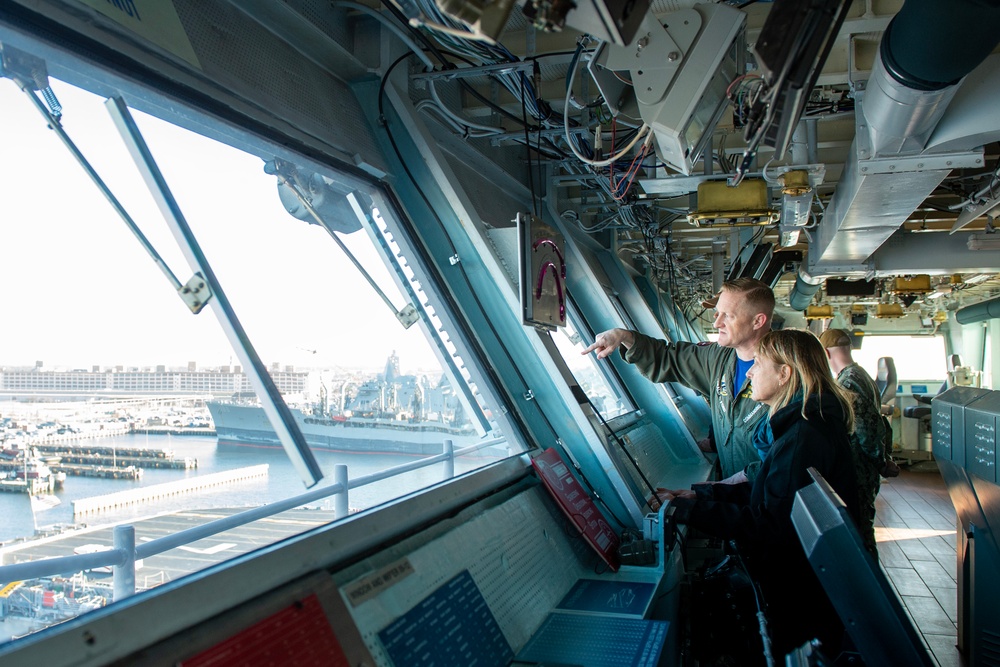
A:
[{"xmin": 207, "ymin": 353, "xmax": 482, "ymax": 455}]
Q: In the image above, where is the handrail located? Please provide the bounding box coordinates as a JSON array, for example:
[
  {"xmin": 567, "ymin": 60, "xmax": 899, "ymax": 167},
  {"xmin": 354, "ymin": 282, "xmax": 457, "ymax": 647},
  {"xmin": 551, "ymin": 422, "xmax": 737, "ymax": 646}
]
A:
[{"xmin": 0, "ymin": 437, "xmax": 508, "ymax": 587}]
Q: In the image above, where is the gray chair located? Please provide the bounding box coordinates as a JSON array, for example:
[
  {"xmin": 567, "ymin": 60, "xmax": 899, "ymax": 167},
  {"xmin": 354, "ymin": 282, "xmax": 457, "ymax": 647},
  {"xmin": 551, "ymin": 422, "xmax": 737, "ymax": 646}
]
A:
[
  {"xmin": 876, "ymin": 357, "xmax": 897, "ymax": 416},
  {"xmin": 904, "ymin": 354, "xmax": 959, "ymax": 421}
]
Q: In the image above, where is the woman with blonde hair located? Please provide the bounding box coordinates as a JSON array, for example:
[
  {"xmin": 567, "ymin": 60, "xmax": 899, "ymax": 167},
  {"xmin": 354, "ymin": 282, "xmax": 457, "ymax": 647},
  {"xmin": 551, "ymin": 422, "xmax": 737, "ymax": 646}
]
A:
[{"xmin": 660, "ymin": 329, "xmax": 861, "ymax": 659}]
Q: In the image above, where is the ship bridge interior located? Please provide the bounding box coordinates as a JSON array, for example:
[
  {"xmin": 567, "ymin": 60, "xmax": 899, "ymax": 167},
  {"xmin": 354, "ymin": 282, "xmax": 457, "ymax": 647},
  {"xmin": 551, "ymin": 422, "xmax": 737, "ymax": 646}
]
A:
[{"xmin": 1, "ymin": 0, "xmax": 1000, "ymax": 666}]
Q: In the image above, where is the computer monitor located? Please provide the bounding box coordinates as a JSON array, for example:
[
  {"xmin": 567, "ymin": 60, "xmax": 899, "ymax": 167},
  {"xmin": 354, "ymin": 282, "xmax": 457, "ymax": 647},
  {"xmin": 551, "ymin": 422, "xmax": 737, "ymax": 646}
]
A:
[
  {"xmin": 742, "ymin": 0, "xmax": 851, "ymax": 162},
  {"xmin": 790, "ymin": 469, "xmax": 934, "ymax": 667}
]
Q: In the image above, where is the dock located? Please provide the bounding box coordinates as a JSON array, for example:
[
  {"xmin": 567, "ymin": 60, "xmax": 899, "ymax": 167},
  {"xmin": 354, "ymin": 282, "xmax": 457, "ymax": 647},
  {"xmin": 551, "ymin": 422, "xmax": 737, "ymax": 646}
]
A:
[
  {"xmin": 31, "ymin": 444, "xmax": 197, "ymax": 470},
  {"xmin": 33, "ymin": 444, "xmax": 174, "ymax": 460},
  {"xmin": 71, "ymin": 465, "xmax": 269, "ymax": 516},
  {"xmin": 51, "ymin": 465, "xmax": 144, "ymax": 480},
  {"xmin": 0, "ymin": 478, "xmax": 54, "ymax": 494},
  {"xmin": 48, "ymin": 455, "xmax": 196, "ymax": 470},
  {"xmin": 131, "ymin": 427, "xmax": 215, "ymax": 437}
]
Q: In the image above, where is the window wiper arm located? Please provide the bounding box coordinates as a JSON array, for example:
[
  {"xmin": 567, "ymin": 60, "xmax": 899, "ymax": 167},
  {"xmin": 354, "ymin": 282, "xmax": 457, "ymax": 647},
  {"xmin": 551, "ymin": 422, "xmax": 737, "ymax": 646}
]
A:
[
  {"xmin": 2, "ymin": 47, "xmax": 210, "ymax": 313},
  {"xmin": 266, "ymin": 160, "xmax": 419, "ymax": 329}
]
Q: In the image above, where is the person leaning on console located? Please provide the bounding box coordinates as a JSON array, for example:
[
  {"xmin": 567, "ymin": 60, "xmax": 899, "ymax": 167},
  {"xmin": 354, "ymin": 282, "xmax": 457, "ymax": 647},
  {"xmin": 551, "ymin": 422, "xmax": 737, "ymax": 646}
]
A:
[
  {"xmin": 656, "ymin": 329, "xmax": 862, "ymax": 657},
  {"xmin": 583, "ymin": 277, "xmax": 774, "ymax": 485}
]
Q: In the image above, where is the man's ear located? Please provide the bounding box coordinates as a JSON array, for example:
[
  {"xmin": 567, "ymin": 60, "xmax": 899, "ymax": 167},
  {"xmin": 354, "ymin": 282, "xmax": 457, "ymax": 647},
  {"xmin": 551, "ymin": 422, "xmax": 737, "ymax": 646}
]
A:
[{"xmin": 752, "ymin": 313, "xmax": 767, "ymax": 330}]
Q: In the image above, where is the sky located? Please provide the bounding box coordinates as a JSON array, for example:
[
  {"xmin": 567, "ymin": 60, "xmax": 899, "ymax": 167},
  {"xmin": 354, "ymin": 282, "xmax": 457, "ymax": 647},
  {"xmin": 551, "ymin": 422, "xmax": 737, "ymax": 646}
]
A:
[{"xmin": 0, "ymin": 78, "xmax": 439, "ymax": 373}]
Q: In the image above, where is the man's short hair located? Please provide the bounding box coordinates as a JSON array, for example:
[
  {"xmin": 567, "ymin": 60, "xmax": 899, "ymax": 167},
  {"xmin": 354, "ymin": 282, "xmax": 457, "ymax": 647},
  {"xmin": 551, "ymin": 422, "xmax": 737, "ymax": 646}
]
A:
[
  {"xmin": 721, "ymin": 277, "xmax": 775, "ymax": 318},
  {"xmin": 819, "ymin": 328, "xmax": 853, "ymax": 349}
]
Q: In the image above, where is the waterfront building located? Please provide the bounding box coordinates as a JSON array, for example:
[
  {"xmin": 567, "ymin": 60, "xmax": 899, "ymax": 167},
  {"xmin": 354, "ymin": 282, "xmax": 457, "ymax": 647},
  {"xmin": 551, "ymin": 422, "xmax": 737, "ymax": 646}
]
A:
[{"xmin": 0, "ymin": 366, "xmax": 308, "ymax": 398}]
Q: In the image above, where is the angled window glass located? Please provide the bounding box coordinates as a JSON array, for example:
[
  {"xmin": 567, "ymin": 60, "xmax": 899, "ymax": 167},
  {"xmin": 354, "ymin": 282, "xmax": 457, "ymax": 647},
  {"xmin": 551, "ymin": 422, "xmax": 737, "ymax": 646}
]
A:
[
  {"xmin": 0, "ymin": 77, "xmax": 522, "ymax": 642},
  {"xmin": 550, "ymin": 304, "xmax": 635, "ymax": 420}
]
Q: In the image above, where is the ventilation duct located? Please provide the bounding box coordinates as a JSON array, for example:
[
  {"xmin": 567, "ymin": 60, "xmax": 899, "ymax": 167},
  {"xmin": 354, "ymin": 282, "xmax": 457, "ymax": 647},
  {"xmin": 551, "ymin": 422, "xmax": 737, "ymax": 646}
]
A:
[
  {"xmin": 807, "ymin": 0, "xmax": 1000, "ymax": 273},
  {"xmin": 956, "ymin": 297, "xmax": 1000, "ymax": 325}
]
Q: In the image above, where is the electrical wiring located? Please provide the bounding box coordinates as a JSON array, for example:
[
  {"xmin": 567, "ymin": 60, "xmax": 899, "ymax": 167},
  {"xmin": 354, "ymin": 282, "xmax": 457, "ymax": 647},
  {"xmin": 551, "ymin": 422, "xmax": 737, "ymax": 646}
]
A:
[
  {"xmin": 520, "ymin": 73, "xmax": 541, "ymax": 218},
  {"xmin": 333, "ymin": 1, "xmax": 434, "ymax": 71},
  {"xmin": 414, "ymin": 99, "xmax": 470, "ymax": 134},
  {"xmin": 760, "ymin": 157, "xmax": 780, "ymax": 184},
  {"xmin": 610, "ymin": 136, "xmax": 654, "ymax": 201},
  {"xmin": 379, "ymin": 0, "xmax": 553, "ymax": 131},
  {"xmin": 570, "ymin": 114, "xmax": 647, "ymax": 165},
  {"xmin": 354, "ymin": 0, "xmax": 542, "ymax": 136},
  {"xmin": 947, "ymin": 161, "xmax": 1000, "ymax": 210},
  {"xmin": 415, "ymin": 101, "xmax": 500, "ymax": 138},
  {"xmin": 426, "ymin": 79, "xmax": 505, "ymax": 135},
  {"xmin": 562, "ymin": 48, "xmax": 650, "ymax": 167},
  {"xmin": 408, "ymin": 16, "xmax": 497, "ymax": 43}
]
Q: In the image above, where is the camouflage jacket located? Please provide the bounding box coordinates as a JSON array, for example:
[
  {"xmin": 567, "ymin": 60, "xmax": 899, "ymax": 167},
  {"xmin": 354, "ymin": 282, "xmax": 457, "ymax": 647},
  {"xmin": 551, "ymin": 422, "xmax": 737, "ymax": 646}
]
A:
[{"xmin": 837, "ymin": 363, "xmax": 886, "ymax": 464}]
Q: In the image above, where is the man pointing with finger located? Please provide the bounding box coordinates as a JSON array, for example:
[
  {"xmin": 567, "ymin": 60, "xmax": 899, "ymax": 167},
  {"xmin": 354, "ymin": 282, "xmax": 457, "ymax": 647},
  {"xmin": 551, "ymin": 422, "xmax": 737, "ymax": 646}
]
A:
[{"xmin": 583, "ymin": 277, "xmax": 775, "ymax": 483}]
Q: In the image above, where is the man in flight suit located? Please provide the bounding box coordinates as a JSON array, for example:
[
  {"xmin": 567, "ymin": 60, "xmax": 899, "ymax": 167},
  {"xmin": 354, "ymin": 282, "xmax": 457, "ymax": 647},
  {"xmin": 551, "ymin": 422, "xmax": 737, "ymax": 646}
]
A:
[{"xmin": 583, "ymin": 277, "xmax": 774, "ymax": 483}]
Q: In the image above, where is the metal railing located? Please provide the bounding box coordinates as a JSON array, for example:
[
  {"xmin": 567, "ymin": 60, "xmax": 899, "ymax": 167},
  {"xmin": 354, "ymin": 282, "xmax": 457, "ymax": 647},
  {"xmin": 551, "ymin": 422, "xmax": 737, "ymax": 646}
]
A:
[{"xmin": 0, "ymin": 437, "xmax": 508, "ymax": 600}]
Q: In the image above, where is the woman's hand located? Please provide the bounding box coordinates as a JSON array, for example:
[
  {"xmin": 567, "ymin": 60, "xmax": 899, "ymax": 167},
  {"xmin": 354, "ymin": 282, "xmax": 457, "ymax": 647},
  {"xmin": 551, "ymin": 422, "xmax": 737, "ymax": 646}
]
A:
[
  {"xmin": 647, "ymin": 487, "xmax": 694, "ymax": 510},
  {"xmin": 716, "ymin": 470, "xmax": 748, "ymax": 485}
]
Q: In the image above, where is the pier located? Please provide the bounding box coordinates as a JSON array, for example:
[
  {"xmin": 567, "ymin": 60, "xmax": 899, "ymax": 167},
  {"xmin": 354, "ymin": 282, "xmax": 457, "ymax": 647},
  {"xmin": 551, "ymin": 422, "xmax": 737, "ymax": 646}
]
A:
[
  {"xmin": 131, "ymin": 427, "xmax": 215, "ymax": 437},
  {"xmin": 48, "ymin": 455, "xmax": 196, "ymax": 470},
  {"xmin": 33, "ymin": 444, "xmax": 174, "ymax": 460},
  {"xmin": 51, "ymin": 464, "xmax": 144, "ymax": 480},
  {"xmin": 30, "ymin": 444, "xmax": 197, "ymax": 470},
  {"xmin": 71, "ymin": 465, "xmax": 269, "ymax": 516},
  {"xmin": 0, "ymin": 478, "xmax": 54, "ymax": 494}
]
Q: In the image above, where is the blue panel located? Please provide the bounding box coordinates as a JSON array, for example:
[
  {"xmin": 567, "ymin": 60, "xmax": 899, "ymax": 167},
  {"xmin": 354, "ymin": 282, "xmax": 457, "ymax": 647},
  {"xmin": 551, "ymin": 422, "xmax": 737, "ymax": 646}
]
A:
[
  {"xmin": 965, "ymin": 393, "xmax": 1000, "ymax": 483},
  {"xmin": 911, "ymin": 384, "xmax": 929, "ymax": 394},
  {"xmin": 378, "ymin": 571, "xmax": 512, "ymax": 667},
  {"xmin": 515, "ymin": 613, "xmax": 668, "ymax": 667},
  {"xmin": 556, "ymin": 579, "xmax": 654, "ymax": 617},
  {"xmin": 933, "ymin": 387, "xmax": 990, "ymax": 465}
]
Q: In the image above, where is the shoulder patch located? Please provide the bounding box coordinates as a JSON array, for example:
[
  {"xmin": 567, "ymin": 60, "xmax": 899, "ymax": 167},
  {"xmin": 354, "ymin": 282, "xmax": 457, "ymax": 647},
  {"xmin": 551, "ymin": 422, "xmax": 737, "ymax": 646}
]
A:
[{"xmin": 697, "ymin": 341, "xmax": 713, "ymax": 346}]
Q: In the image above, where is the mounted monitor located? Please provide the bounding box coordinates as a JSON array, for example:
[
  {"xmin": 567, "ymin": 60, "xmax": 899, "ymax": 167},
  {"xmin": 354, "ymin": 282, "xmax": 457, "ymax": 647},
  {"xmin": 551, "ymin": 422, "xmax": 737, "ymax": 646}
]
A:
[
  {"xmin": 790, "ymin": 469, "xmax": 934, "ymax": 667},
  {"xmin": 738, "ymin": 0, "xmax": 851, "ymax": 173},
  {"xmin": 517, "ymin": 213, "xmax": 567, "ymax": 330},
  {"xmin": 598, "ymin": 3, "xmax": 745, "ymax": 175}
]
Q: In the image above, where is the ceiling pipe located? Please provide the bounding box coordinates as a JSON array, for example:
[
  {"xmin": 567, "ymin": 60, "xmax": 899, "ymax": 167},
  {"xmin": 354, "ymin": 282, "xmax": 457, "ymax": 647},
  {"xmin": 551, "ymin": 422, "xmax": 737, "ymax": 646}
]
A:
[
  {"xmin": 956, "ymin": 296, "xmax": 1000, "ymax": 325},
  {"xmin": 882, "ymin": 0, "xmax": 1000, "ymax": 90},
  {"xmin": 788, "ymin": 266, "xmax": 824, "ymax": 312},
  {"xmin": 808, "ymin": 0, "xmax": 1000, "ymax": 272}
]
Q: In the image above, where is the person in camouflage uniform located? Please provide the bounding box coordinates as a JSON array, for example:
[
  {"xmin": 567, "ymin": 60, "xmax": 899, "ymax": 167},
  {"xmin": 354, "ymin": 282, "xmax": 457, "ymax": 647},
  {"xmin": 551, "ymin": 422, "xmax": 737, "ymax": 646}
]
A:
[
  {"xmin": 583, "ymin": 278, "xmax": 774, "ymax": 484},
  {"xmin": 820, "ymin": 328, "xmax": 886, "ymax": 559}
]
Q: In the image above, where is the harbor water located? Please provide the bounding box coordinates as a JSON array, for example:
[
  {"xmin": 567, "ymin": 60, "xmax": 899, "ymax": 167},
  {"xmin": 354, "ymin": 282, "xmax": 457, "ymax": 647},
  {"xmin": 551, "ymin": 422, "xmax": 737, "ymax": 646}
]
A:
[{"xmin": 0, "ymin": 433, "xmax": 494, "ymax": 544}]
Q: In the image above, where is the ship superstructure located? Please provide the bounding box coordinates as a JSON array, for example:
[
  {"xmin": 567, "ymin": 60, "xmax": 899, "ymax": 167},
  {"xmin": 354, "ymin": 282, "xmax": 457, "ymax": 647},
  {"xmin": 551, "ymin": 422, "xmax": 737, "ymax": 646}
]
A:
[{"xmin": 208, "ymin": 353, "xmax": 481, "ymax": 454}]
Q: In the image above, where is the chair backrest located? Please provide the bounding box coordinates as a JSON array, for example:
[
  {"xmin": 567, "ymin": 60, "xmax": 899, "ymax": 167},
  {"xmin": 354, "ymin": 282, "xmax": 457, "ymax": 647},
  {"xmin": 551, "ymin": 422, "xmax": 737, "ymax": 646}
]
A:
[
  {"xmin": 948, "ymin": 354, "xmax": 962, "ymax": 372},
  {"xmin": 876, "ymin": 357, "xmax": 897, "ymax": 405}
]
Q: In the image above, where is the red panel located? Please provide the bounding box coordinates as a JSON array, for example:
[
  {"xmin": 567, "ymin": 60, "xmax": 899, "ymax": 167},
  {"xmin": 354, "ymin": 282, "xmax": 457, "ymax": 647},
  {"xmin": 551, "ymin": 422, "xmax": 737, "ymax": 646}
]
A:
[
  {"xmin": 180, "ymin": 593, "xmax": 348, "ymax": 667},
  {"xmin": 532, "ymin": 448, "xmax": 620, "ymax": 571}
]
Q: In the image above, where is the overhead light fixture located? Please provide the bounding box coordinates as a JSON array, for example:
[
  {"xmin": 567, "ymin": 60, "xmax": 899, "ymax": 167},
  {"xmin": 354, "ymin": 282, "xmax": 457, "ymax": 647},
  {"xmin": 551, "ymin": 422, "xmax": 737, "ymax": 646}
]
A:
[
  {"xmin": 968, "ymin": 233, "xmax": 1000, "ymax": 251},
  {"xmin": 889, "ymin": 275, "xmax": 931, "ymax": 294},
  {"xmin": 687, "ymin": 179, "xmax": 778, "ymax": 227},
  {"xmin": 805, "ymin": 304, "xmax": 834, "ymax": 320},
  {"xmin": 875, "ymin": 304, "xmax": 905, "ymax": 318}
]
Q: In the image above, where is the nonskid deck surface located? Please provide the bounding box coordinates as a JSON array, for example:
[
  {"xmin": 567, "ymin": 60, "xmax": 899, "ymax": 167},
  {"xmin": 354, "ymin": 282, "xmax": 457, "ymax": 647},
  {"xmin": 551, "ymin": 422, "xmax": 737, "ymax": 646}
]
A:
[{"xmin": 876, "ymin": 468, "xmax": 962, "ymax": 667}]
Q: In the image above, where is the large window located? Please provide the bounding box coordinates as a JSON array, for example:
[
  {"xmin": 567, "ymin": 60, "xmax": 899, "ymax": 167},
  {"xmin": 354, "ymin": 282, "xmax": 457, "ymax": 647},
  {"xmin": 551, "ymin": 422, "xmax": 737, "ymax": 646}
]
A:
[
  {"xmin": 0, "ymin": 76, "xmax": 522, "ymax": 641},
  {"xmin": 853, "ymin": 335, "xmax": 947, "ymax": 382},
  {"xmin": 550, "ymin": 306, "xmax": 635, "ymax": 419}
]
